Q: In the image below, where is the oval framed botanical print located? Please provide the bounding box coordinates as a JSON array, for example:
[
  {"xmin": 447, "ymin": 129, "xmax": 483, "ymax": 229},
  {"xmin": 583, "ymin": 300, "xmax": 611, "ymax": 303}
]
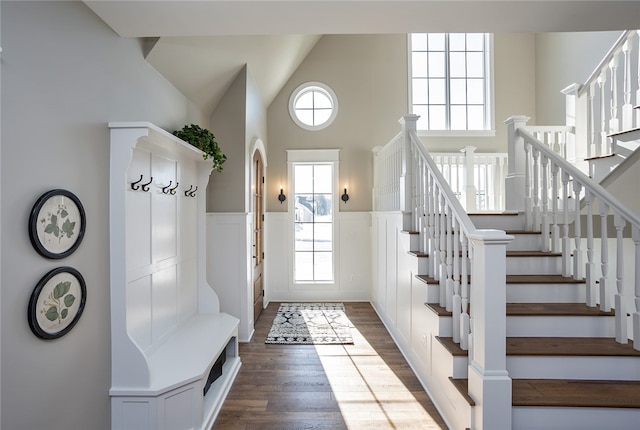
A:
[
  {"xmin": 28, "ymin": 267, "xmax": 87, "ymax": 340},
  {"xmin": 29, "ymin": 189, "xmax": 86, "ymax": 259}
]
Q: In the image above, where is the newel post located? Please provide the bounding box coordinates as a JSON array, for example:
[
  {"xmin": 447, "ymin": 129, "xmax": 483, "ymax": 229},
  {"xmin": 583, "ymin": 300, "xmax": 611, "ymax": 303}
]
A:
[
  {"xmin": 468, "ymin": 230, "xmax": 513, "ymax": 430},
  {"xmin": 562, "ymin": 83, "xmax": 584, "ymax": 168},
  {"xmin": 399, "ymin": 114, "xmax": 419, "ymax": 229},
  {"xmin": 461, "ymin": 146, "xmax": 477, "ymax": 212},
  {"xmin": 504, "ymin": 115, "xmax": 530, "ymax": 212}
]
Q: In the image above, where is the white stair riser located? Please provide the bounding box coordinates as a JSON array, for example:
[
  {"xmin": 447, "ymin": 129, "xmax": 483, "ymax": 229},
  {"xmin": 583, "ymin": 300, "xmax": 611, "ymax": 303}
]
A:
[
  {"xmin": 507, "ymin": 234, "xmax": 542, "ymax": 251},
  {"xmin": 426, "ymin": 310, "xmax": 452, "ymax": 337},
  {"xmin": 513, "ymin": 406, "xmax": 640, "ymax": 430},
  {"xmin": 469, "ymin": 214, "xmax": 524, "ymax": 230},
  {"xmin": 507, "ymin": 356, "xmax": 640, "ymax": 381},
  {"xmin": 506, "ymin": 283, "xmax": 586, "ymax": 303},
  {"xmin": 507, "ymin": 256, "xmax": 561, "ymax": 275},
  {"xmin": 415, "ymin": 257, "xmax": 429, "ymax": 275},
  {"xmin": 507, "ymin": 316, "xmax": 615, "ymax": 337}
]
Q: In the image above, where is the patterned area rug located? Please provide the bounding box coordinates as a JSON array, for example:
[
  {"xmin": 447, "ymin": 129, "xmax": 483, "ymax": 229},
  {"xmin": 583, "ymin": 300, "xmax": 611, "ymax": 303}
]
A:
[{"xmin": 265, "ymin": 303, "xmax": 353, "ymax": 345}]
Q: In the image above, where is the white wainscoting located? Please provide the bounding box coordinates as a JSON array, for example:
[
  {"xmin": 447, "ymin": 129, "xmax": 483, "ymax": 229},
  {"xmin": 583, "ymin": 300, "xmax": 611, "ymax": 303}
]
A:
[
  {"xmin": 264, "ymin": 212, "xmax": 372, "ymax": 302},
  {"xmin": 206, "ymin": 213, "xmax": 254, "ymax": 342}
]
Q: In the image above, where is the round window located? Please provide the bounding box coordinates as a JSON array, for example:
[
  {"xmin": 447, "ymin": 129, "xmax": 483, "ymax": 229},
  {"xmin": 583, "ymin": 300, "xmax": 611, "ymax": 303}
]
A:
[{"xmin": 289, "ymin": 82, "xmax": 338, "ymax": 130}]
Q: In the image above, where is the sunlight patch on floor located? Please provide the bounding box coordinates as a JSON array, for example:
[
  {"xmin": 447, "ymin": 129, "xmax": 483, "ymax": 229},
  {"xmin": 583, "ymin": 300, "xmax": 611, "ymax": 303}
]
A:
[{"xmin": 314, "ymin": 326, "xmax": 446, "ymax": 429}]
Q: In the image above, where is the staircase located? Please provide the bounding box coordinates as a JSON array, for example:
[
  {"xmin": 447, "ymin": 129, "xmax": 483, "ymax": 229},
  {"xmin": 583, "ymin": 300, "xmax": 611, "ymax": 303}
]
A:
[{"xmin": 409, "ymin": 211, "xmax": 640, "ymax": 429}]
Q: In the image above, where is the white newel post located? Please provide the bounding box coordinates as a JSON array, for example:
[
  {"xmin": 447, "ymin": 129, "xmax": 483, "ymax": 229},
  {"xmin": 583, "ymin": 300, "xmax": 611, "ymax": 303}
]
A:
[
  {"xmin": 400, "ymin": 114, "xmax": 419, "ymax": 230},
  {"xmin": 468, "ymin": 230, "xmax": 513, "ymax": 430},
  {"xmin": 462, "ymin": 146, "xmax": 477, "ymax": 212},
  {"xmin": 504, "ymin": 115, "xmax": 530, "ymax": 212},
  {"xmin": 562, "ymin": 83, "xmax": 582, "ymax": 167}
]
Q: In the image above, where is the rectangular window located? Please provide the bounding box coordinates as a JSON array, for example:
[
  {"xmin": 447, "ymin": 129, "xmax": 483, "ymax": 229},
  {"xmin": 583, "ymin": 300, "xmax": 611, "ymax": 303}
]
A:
[
  {"xmin": 410, "ymin": 33, "xmax": 492, "ymax": 133},
  {"xmin": 293, "ymin": 163, "xmax": 334, "ymax": 283}
]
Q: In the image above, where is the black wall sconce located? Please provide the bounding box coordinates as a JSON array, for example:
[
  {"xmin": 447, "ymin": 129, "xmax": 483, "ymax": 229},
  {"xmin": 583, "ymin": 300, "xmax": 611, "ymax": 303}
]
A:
[
  {"xmin": 341, "ymin": 188, "xmax": 349, "ymax": 203},
  {"xmin": 278, "ymin": 187, "xmax": 287, "ymax": 204}
]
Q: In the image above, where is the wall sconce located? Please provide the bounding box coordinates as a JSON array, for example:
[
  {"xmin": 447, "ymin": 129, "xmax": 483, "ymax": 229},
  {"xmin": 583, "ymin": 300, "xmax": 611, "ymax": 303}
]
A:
[
  {"xmin": 278, "ymin": 187, "xmax": 286, "ymax": 204},
  {"xmin": 341, "ymin": 187, "xmax": 349, "ymax": 203}
]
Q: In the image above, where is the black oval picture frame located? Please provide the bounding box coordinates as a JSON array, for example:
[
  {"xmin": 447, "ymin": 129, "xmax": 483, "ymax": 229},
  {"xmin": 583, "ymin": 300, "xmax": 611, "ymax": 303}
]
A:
[
  {"xmin": 29, "ymin": 189, "xmax": 86, "ymax": 259},
  {"xmin": 28, "ymin": 267, "xmax": 87, "ymax": 340}
]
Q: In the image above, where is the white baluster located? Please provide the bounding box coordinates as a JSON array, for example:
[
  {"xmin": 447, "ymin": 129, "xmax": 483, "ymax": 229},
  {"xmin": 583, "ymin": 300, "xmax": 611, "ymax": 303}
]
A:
[
  {"xmin": 589, "ymin": 82, "xmax": 596, "ymax": 158},
  {"xmin": 598, "ymin": 74, "xmax": 609, "ymax": 156},
  {"xmin": 428, "ymin": 174, "xmax": 436, "ymax": 278},
  {"xmin": 621, "ymin": 38, "xmax": 633, "ymax": 130},
  {"xmin": 551, "ymin": 162, "xmax": 560, "ymax": 253},
  {"xmin": 445, "ymin": 204, "xmax": 454, "ymax": 312},
  {"xmin": 562, "ymin": 171, "xmax": 571, "ymax": 277},
  {"xmin": 524, "ymin": 142, "xmax": 533, "ymax": 230},
  {"xmin": 540, "ymin": 155, "xmax": 550, "ymax": 252},
  {"xmin": 452, "ymin": 217, "xmax": 461, "ymax": 344},
  {"xmin": 613, "ymin": 212, "xmax": 627, "ymax": 344},
  {"xmin": 609, "ymin": 56, "xmax": 620, "ymax": 133},
  {"xmin": 433, "ymin": 184, "xmax": 441, "ymax": 283},
  {"xmin": 532, "ymin": 147, "xmax": 541, "ymax": 230},
  {"xmin": 573, "ymin": 181, "xmax": 583, "ymax": 280},
  {"xmin": 439, "ymin": 192, "xmax": 447, "ymax": 307},
  {"xmin": 632, "ymin": 225, "xmax": 640, "ymax": 351},
  {"xmin": 636, "ymin": 31, "xmax": 640, "ymax": 127},
  {"xmin": 599, "ymin": 201, "xmax": 612, "ymax": 311},
  {"xmin": 585, "ymin": 190, "xmax": 596, "ymax": 306},
  {"xmin": 460, "ymin": 233, "xmax": 470, "ymax": 351}
]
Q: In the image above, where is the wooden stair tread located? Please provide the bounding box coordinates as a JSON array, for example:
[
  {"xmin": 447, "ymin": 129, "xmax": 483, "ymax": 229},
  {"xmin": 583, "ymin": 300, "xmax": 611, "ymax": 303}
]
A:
[
  {"xmin": 506, "ymin": 274, "xmax": 585, "ymax": 284},
  {"xmin": 608, "ymin": 126, "xmax": 640, "ymax": 138},
  {"xmin": 585, "ymin": 153, "xmax": 616, "ymax": 161},
  {"xmin": 507, "ymin": 303, "xmax": 614, "ymax": 316},
  {"xmin": 417, "ymin": 274, "xmax": 584, "ymax": 284},
  {"xmin": 468, "ymin": 212, "xmax": 520, "ymax": 216},
  {"xmin": 426, "ymin": 303, "xmax": 614, "ymax": 317},
  {"xmin": 400, "ymin": 230, "xmax": 419, "ymax": 235},
  {"xmin": 449, "ymin": 378, "xmax": 475, "ymax": 406},
  {"xmin": 507, "ymin": 250, "xmax": 561, "ymax": 257},
  {"xmin": 437, "ymin": 336, "xmax": 640, "ymax": 357},
  {"xmin": 512, "ymin": 379, "xmax": 640, "ymax": 408},
  {"xmin": 415, "ymin": 274, "xmax": 437, "ymax": 284},
  {"xmin": 505, "ymin": 230, "xmax": 541, "ymax": 235},
  {"xmin": 451, "ymin": 379, "xmax": 640, "ymax": 408},
  {"xmin": 408, "ymin": 250, "xmax": 428, "ymax": 258}
]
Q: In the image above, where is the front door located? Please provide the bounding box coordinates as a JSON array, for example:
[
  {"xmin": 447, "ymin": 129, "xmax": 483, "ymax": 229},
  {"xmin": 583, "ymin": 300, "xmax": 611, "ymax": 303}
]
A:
[{"xmin": 252, "ymin": 151, "xmax": 264, "ymax": 323}]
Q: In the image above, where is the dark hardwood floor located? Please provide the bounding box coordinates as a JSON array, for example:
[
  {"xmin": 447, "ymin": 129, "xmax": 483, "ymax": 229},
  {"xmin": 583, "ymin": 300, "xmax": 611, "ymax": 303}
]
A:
[{"xmin": 213, "ymin": 302, "xmax": 447, "ymax": 429}]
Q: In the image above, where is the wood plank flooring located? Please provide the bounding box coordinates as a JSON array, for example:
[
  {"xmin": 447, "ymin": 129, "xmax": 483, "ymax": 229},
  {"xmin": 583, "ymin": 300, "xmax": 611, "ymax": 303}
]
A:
[{"xmin": 213, "ymin": 302, "xmax": 447, "ymax": 430}]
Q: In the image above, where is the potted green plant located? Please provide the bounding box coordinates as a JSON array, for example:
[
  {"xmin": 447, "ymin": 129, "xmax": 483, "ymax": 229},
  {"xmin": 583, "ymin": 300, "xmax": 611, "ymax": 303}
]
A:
[{"xmin": 173, "ymin": 124, "xmax": 227, "ymax": 172}]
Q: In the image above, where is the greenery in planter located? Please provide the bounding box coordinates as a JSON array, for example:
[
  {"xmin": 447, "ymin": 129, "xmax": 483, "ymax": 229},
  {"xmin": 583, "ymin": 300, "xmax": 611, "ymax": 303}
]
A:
[{"xmin": 173, "ymin": 124, "xmax": 227, "ymax": 172}]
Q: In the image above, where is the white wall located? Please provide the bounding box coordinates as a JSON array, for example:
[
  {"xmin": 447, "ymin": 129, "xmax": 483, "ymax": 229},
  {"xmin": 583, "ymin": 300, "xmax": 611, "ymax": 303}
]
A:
[
  {"xmin": 535, "ymin": 31, "xmax": 622, "ymax": 125},
  {"xmin": 1, "ymin": 2, "xmax": 200, "ymax": 429}
]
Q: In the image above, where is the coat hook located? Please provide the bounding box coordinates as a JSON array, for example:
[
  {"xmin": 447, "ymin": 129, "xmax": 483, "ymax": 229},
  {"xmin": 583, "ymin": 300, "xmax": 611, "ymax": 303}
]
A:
[
  {"xmin": 131, "ymin": 174, "xmax": 143, "ymax": 191},
  {"xmin": 189, "ymin": 186, "xmax": 198, "ymax": 197},
  {"xmin": 184, "ymin": 185, "xmax": 194, "ymax": 196},
  {"xmin": 162, "ymin": 180, "xmax": 173, "ymax": 194},
  {"xmin": 169, "ymin": 182, "xmax": 180, "ymax": 195},
  {"xmin": 141, "ymin": 176, "xmax": 153, "ymax": 192}
]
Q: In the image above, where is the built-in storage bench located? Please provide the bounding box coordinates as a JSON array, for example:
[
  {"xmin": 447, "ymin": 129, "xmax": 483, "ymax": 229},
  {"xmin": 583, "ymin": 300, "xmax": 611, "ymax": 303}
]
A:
[{"xmin": 108, "ymin": 122, "xmax": 240, "ymax": 430}]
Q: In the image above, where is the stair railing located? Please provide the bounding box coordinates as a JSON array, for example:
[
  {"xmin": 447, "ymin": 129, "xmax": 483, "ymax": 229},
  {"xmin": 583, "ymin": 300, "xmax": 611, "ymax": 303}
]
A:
[
  {"xmin": 507, "ymin": 115, "xmax": 640, "ymax": 351},
  {"xmin": 432, "ymin": 148, "xmax": 508, "ymax": 212},
  {"xmin": 372, "ymin": 131, "xmax": 403, "ymax": 212},
  {"xmin": 567, "ymin": 30, "xmax": 640, "ymax": 161},
  {"xmin": 400, "ymin": 115, "xmax": 513, "ymax": 428}
]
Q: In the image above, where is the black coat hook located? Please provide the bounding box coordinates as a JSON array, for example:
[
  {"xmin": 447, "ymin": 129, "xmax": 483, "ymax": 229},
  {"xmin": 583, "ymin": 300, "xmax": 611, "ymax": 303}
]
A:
[
  {"xmin": 161, "ymin": 181, "xmax": 173, "ymax": 194},
  {"xmin": 184, "ymin": 185, "xmax": 194, "ymax": 196},
  {"xmin": 131, "ymin": 174, "xmax": 143, "ymax": 191},
  {"xmin": 169, "ymin": 182, "xmax": 179, "ymax": 195},
  {"xmin": 188, "ymin": 186, "xmax": 198, "ymax": 197},
  {"xmin": 141, "ymin": 176, "xmax": 153, "ymax": 192}
]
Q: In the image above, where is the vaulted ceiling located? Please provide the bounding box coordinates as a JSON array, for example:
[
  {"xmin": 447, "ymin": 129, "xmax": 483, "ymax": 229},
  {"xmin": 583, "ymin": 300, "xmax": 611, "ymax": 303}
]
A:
[{"xmin": 84, "ymin": 0, "xmax": 639, "ymax": 115}]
